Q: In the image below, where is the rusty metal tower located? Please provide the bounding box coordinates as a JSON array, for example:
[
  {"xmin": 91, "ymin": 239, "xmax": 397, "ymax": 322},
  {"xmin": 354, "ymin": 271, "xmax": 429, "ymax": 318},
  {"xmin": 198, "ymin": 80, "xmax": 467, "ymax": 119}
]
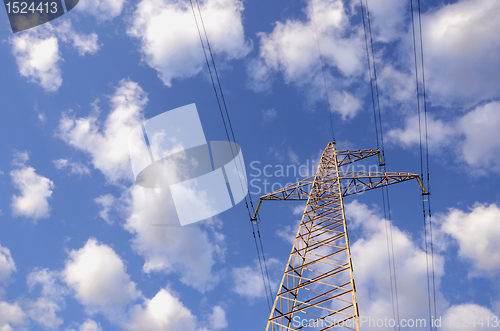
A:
[{"xmin": 252, "ymin": 142, "xmax": 427, "ymax": 331}]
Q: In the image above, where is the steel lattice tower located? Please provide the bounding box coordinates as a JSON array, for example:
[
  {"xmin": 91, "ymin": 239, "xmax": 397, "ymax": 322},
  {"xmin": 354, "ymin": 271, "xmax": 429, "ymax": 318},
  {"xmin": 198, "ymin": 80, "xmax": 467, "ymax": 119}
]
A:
[{"xmin": 252, "ymin": 142, "xmax": 427, "ymax": 331}]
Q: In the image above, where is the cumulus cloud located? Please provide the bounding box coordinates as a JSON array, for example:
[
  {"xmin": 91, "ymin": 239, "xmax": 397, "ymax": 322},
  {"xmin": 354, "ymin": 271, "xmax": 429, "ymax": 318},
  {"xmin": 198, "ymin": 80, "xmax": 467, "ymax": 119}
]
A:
[
  {"xmin": 11, "ymin": 21, "xmax": 99, "ymax": 92},
  {"xmin": 63, "ymin": 238, "xmax": 141, "ymax": 315},
  {"xmin": 377, "ymin": 64, "xmax": 416, "ymax": 105},
  {"xmin": 344, "ymin": 200, "xmax": 500, "ymax": 329},
  {"xmin": 207, "ymin": 305, "xmax": 228, "ymax": 330},
  {"xmin": 53, "ymin": 159, "xmax": 91, "ymax": 176},
  {"xmin": 11, "ymin": 30, "xmax": 62, "ymax": 92},
  {"xmin": 458, "ymin": 101, "xmax": 500, "ymax": 171},
  {"xmin": 387, "ymin": 113, "xmax": 456, "ymax": 150},
  {"xmin": 231, "ymin": 258, "xmax": 280, "ymax": 301},
  {"xmin": 57, "ymin": 79, "xmax": 225, "ymax": 292},
  {"xmin": 124, "ymin": 185, "xmax": 225, "ymax": 291},
  {"xmin": 359, "ymin": 0, "xmax": 407, "ymax": 43},
  {"xmin": 437, "ymin": 203, "xmax": 500, "ymax": 277},
  {"xmin": 76, "ymin": 0, "xmax": 125, "ymax": 21},
  {"xmin": 10, "ymin": 152, "xmax": 54, "ymax": 221},
  {"xmin": 128, "ymin": 0, "xmax": 251, "ymax": 86},
  {"xmin": 57, "ymin": 79, "xmax": 148, "ymax": 184},
  {"xmin": 388, "ymin": 101, "xmax": 500, "ymax": 173},
  {"xmin": 127, "ymin": 288, "xmax": 198, "ymax": 331},
  {"xmin": 345, "ymin": 200, "xmax": 447, "ymax": 324},
  {"xmin": 67, "ymin": 319, "xmax": 102, "ymax": 331},
  {"xmin": 26, "ymin": 269, "xmax": 67, "ymax": 330},
  {"xmin": 442, "ymin": 304, "xmax": 498, "ymax": 331},
  {"xmin": 0, "ymin": 245, "xmax": 16, "ymax": 283},
  {"xmin": 20, "ymin": 238, "xmax": 205, "ymax": 331},
  {"xmin": 420, "ymin": 0, "xmax": 500, "ymax": 105},
  {"xmin": 249, "ymin": 0, "xmax": 364, "ymax": 120},
  {"xmin": 0, "ymin": 301, "xmax": 26, "ymax": 330}
]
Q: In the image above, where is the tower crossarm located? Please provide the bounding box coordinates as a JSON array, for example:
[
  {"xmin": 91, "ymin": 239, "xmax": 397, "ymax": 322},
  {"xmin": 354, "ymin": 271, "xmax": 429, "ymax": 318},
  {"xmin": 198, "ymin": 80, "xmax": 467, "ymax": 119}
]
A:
[
  {"xmin": 252, "ymin": 171, "xmax": 426, "ymax": 220},
  {"xmin": 250, "ymin": 177, "xmax": 314, "ymax": 220},
  {"xmin": 338, "ymin": 171, "xmax": 425, "ymax": 197},
  {"xmin": 259, "ymin": 176, "xmax": 315, "ymax": 201},
  {"xmin": 335, "ymin": 149, "xmax": 384, "ymax": 167}
]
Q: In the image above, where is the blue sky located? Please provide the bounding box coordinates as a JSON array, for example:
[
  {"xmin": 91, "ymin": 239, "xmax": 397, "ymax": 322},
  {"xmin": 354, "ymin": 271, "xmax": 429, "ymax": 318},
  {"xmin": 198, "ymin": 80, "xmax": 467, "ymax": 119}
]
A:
[{"xmin": 0, "ymin": 0, "xmax": 499, "ymax": 330}]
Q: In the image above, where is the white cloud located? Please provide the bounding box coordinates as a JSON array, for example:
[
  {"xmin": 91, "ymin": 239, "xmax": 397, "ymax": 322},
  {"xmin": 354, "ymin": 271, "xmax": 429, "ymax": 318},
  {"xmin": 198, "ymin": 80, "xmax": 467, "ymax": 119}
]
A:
[
  {"xmin": 442, "ymin": 304, "xmax": 498, "ymax": 331},
  {"xmin": 248, "ymin": 0, "xmax": 500, "ymax": 120},
  {"xmin": 124, "ymin": 185, "xmax": 224, "ymax": 292},
  {"xmin": 27, "ymin": 268, "xmax": 67, "ymax": 301},
  {"xmin": 60, "ymin": 26, "xmax": 100, "ymax": 56},
  {"xmin": 11, "ymin": 31, "xmax": 62, "ymax": 92},
  {"xmin": 25, "ymin": 269, "xmax": 69, "ymax": 330},
  {"xmin": 30, "ymin": 238, "xmax": 206, "ymax": 331},
  {"xmin": 387, "ymin": 113, "xmax": 456, "ymax": 150},
  {"xmin": 53, "ymin": 159, "xmax": 91, "ymax": 176},
  {"xmin": 62, "ymin": 238, "xmax": 141, "ymax": 314},
  {"xmin": 127, "ymin": 288, "xmax": 197, "ymax": 331},
  {"xmin": 79, "ymin": 319, "xmax": 102, "ymax": 331},
  {"xmin": 330, "ymin": 90, "xmax": 362, "ymax": 120},
  {"xmin": 345, "ymin": 200, "xmax": 500, "ymax": 329},
  {"xmin": 12, "ymin": 151, "xmax": 29, "ymax": 167},
  {"xmin": 11, "ymin": 21, "xmax": 99, "ymax": 92},
  {"xmin": 26, "ymin": 296, "xmax": 63, "ymax": 330},
  {"xmin": 207, "ymin": 306, "xmax": 228, "ymax": 330},
  {"xmin": 10, "ymin": 152, "xmax": 54, "ymax": 221},
  {"xmin": 128, "ymin": 0, "xmax": 251, "ymax": 86},
  {"xmin": 56, "ymin": 79, "xmax": 225, "ymax": 292},
  {"xmin": 57, "ymin": 79, "xmax": 148, "ymax": 184},
  {"xmin": 249, "ymin": 0, "xmax": 364, "ymax": 120},
  {"xmin": 76, "ymin": 0, "xmax": 125, "ymax": 21},
  {"xmin": 231, "ymin": 258, "xmax": 279, "ymax": 301},
  {"xmin": 420, "ymin": 0, "xmax": 500, "ymax": 105},
  {"xmin": 458, "ymin": 101, "xmax": 500, "ymax": 171},
  {"xmin": 0, "ymin": 301, "xmax": 25, "ymax": 330},
  {"xmin": 345, "ymin": 200, "xmax": 447, "ymax": 324},
  {"xmin": 358, "ymin": 0, "xmax": 407, "ymax": 43},
  {"xmin": 0, "ymin": 245, "xmax": 16, "ymax": 283},
  {"xmin": 437, "ymin": 203, "xmax": 500, "ymax": 277},
  {"xmin": 94, "ymin": 194, "xmax": 116, "ymax": 224},
  {"xmin": 388, "ymin": 101, "xmax": 500, "ymax": 173},
  {"xmin": 377, "ymin": 64, "xmax": 415, "ymax": 105}
]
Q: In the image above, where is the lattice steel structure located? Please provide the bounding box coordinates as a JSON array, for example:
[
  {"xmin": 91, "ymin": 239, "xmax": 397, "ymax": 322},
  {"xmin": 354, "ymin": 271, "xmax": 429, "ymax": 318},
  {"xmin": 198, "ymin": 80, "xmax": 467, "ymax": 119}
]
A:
[{"xmin": 253, "ymin": 142, "xmax": 427, "ymax": 331}]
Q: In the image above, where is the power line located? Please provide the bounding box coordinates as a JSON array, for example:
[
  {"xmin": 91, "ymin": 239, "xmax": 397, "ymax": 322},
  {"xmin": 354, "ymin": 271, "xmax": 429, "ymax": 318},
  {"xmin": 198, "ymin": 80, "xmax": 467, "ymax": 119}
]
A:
[
  {"xmin": 310, "ymin": 0, "xmax": 336, "ymax": 142},
  {"xmin": 361, "ymin": 1, "xmax": 401, "ymax": 329},
  {"xmin": 417, "ymin": 0, "xmax": 438, "ymax": 326},
  {"xmin": 189, "ymin": 0, "xmax": 274, "ymax": 311},
  {"xmin": 364, "ymin": 1, "xmax": 402, "ymax": 327},
  {"xmin": 410, "ymin": 0, "xmax": 437, "ymax": 329}
]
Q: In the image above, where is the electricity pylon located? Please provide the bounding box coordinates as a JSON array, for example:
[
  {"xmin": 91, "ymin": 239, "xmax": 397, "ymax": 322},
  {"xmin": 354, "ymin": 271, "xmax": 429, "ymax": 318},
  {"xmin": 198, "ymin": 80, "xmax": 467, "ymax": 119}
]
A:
[{"xmin": 252, "ymin": 142, "xmax": 427, "ymax": 331}]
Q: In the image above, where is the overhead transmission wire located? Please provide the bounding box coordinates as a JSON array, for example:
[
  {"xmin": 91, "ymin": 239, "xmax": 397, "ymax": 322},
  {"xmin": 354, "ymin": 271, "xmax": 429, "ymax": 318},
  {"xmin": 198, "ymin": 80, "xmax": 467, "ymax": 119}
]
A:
[
  {"xmin": 189, "ymin": 0, "xmax": 274, "ymax": 312},
  {"xmin": 360, "ymin": 1, "xmax": 401, "ymax": 330},
  {"xmin": 365, "ymin": 3, "xmax": 403, "ymax": 331},
  {"xmin": 417, "ymin": 0, "xmax": 438, "ymax": 323},
  {"xmin": 410, "ymin": 0, "xmax": 437, "ymax": 329},
  {"xmin": 310, "ymin": 0, "xmax": 336, "ymax": 142}
]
